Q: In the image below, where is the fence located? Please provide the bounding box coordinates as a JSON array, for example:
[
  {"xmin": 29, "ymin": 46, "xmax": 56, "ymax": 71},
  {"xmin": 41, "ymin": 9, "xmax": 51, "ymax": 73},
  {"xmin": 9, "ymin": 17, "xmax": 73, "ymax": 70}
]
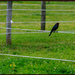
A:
[
  {"xmin": 0, "ymin": 1, "xmax": 75, "ymax": 45},
  {"xmin": 0, "ymin": 1, "xmax": 75, "ymax": 66}
]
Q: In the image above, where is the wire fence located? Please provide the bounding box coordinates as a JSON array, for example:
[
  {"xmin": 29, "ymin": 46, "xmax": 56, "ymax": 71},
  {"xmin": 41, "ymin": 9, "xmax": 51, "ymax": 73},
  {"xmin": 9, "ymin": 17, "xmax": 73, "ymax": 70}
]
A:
[
  {"xmin": 0, "ymin": 2, "xmax": 75, "ymax": 34},
  {"xmin": 0, "ymin": 2, "xmax": 75, "ymax": 65}
]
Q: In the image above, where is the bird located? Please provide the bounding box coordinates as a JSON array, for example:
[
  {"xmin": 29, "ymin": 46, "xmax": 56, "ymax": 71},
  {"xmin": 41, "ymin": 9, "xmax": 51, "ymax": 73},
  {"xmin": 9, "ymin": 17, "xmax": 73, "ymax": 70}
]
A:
[{"xmin": 49, "ymin": 23, "xmax": 59, "ymax": 36}]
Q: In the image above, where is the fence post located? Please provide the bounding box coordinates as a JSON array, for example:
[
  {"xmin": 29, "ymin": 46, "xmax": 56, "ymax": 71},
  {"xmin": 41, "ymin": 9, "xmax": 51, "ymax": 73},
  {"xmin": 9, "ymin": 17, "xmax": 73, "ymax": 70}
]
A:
[
  {"xmin": 6, "ymin": 1, "xmax": 12, "ymax": 45},
  {"xmin": 41, "ymin": 1, "xmax": 46, "ymax": 30}
]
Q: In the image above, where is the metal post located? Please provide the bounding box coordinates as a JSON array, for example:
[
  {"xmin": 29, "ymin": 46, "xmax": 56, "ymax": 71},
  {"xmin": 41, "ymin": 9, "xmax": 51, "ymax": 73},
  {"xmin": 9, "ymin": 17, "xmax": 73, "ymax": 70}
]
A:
[
  {"xmin": 6, "ymin": 1, "xmax": 12, "ymax": 45},
  {"xmin": 41, "ymin": 1, "xmax": 46, "ymax": 30}
]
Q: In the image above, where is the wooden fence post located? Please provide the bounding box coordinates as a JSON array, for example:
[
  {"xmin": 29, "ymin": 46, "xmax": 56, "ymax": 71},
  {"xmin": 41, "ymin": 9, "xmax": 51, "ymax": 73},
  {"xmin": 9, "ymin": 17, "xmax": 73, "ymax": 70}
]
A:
[
  {"xmin": 6, "ymin": 1, "xmax": 12, "ymax": 45},
  {"xmin": 41, "ymin": 1, "xmax": 46, "ymax": 30}
]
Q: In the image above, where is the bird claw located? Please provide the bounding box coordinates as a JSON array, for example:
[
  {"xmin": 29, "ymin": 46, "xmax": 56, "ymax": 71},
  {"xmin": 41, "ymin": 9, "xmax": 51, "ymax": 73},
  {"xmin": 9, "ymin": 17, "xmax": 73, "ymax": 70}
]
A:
[
  {"xmin": 53, "ymin": 31, "xmax": 58, "ymax": 33},
  {"xmin": 55, "ymin": 31, "xmax": 58, "ymax": 33}
]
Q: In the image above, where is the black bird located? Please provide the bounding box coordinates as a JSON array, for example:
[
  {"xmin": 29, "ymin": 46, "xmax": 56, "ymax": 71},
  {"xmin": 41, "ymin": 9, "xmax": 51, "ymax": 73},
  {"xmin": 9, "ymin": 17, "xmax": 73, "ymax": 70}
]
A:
[{"xmin": 49, "ymin": 23, "xmax": 59, "ymax": 36}]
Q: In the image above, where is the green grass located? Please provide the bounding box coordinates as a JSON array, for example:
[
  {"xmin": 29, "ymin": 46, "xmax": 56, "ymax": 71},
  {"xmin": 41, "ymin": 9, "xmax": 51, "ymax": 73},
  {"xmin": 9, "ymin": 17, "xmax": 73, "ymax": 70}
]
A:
[
  {"xmin": 0, "ymin": 56, "xmax": 75, "ymax": 74},
  {"xmin": 0, "ymin": 1, "xmax": 75, "ymax": 74}
]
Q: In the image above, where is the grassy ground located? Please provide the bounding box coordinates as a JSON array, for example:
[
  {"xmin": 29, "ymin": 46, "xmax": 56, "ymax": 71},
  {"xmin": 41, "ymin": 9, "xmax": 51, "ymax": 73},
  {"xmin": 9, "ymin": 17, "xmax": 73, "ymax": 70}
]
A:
[{"xmin": 0, "ymin": 1, "xmax": 75, "ymax": 74}]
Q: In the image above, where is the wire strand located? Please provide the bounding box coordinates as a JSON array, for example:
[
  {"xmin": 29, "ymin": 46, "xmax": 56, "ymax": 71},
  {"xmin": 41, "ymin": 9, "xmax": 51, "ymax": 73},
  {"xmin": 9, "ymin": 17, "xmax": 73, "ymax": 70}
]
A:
[
  {"xmin": 0, "ymin": 21, "xmax": 75, "ymax": 24},
  {"xmin": 1, "ymin": 13, "xmax": 75, "ymax": 16},
  {"xmin": 0, "ymin": 28, "xmax": 75, "ymax": 35},
  {"xmin": 0, "ymin": 53, "xmax": 75, "ymax": 62},
  {"xmin": 0, "ymin": 9, "xmax": 75, "ymax": 11},
  {"xmin": 0, "ymin": 4, "xmax": 75, "ymax": 6}
]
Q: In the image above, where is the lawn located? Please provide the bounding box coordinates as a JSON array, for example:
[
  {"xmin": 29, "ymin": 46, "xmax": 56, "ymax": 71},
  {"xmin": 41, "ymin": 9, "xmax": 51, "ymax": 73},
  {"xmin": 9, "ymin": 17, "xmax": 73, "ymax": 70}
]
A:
[{"xmin": 0, "ymin": 1, "xmax": 75, "ymax": 74}]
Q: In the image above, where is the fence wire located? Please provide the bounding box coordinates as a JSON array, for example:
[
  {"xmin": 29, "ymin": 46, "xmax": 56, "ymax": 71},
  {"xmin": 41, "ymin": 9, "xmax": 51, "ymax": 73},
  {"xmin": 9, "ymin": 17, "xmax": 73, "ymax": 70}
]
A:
[{"xmin": 0, "ymin": 53, "xmax": 75, "ymax": 62}]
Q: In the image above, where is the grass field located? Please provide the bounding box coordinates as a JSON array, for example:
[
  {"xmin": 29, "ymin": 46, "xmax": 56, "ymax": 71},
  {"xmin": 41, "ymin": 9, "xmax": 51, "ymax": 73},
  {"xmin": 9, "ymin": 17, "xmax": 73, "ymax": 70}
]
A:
[{"xmin": 0, "ymin": 1, "xmax": 75, "ymax": 74}]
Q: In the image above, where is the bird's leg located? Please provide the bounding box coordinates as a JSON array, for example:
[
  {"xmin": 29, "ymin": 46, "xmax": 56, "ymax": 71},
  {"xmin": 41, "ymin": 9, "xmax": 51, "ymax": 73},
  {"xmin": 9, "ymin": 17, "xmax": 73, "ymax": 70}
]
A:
[
  {"xmin": 53, "ymin": 31, "xmax": 56, "ymax": 33},
  {"xmin": 56, "ymin": 31, "xmax": 58, "ymax": 33}
]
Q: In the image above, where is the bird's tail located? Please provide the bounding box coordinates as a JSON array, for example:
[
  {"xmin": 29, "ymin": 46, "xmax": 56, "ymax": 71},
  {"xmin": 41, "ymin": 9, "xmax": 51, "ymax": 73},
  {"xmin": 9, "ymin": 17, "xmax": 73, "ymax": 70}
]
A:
[
  {"xmin": 49, "ymin": 33, "xmax": 51, "ymax": 36},
  {"xmin": 49, "ymin": 32, "xmax": 52, "ymax": 36}
]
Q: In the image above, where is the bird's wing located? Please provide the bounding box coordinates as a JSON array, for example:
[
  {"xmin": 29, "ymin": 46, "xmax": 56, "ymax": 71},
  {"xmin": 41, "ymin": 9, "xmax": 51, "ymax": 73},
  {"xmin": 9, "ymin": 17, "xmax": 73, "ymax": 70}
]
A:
[{"xmin": 51, "ymin": 25, "xmax": 57, "ymax": 31}]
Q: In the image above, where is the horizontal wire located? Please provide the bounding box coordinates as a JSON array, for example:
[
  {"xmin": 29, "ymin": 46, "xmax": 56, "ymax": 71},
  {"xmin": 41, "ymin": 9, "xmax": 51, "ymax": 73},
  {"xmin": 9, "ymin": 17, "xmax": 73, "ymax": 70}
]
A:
[
  {"xmin": 0, "ymin": 4, "xmax": 75, "ymax": 6},
  {"xmin": 0, "ymin": 27, "xmax": 75, "ymax": 35},
  {"xmin": 0, "ymin": 27, "xmax": 75, "ymax": 32},
  {"xmin": 1, "ymin": 27, "xmax": 75, "ymax": 32},
  {"xmin": 0, "ymin": 27, "xmax": 50, "ymax": 32},
  {"xmin": 0, "ymin": 24, "xmax": 72, "ymax": 26},
  {"xmin": 0, "ymin": 13, "xmax": 41, "ymax": 15},
  {"xmin": 0, "ymin": 31, "xmax": 75, "ymax": 35},
  {"xmin": 1, "ymin": 13, "xmax": 75, "ymax": 16},
  {"xmin": 0, "ymin": 31, "xmax": 49, "ymax": 35},
  {"xmin": 0, "ymin": 9, "xmax": 75, "ymax": 11},
  {"xmin": 0, "ymin": 53, "xmax": 75, "ymax": 62},
  {"xmin": 0, "ymin": 21, "xmax": 75, "ymax": 24}
]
